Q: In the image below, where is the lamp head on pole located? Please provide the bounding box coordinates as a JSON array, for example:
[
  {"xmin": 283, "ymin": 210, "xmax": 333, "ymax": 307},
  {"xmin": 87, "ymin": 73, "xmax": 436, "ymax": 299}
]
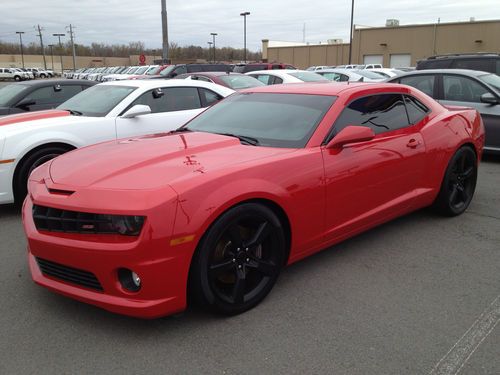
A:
[{"xmin": 240, "ymin": 12, "xmax": 250, "ymax": 16}]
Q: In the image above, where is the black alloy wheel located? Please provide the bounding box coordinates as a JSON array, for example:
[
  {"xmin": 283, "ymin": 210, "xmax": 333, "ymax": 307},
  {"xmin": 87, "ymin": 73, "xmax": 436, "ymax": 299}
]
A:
[
  {"xmin": 190, "ymin": 203, "xmax": 286, "ymax": 315},
  {"xmin": 433, "ymin": 146, "xmax": 477, "ymax": 216}
]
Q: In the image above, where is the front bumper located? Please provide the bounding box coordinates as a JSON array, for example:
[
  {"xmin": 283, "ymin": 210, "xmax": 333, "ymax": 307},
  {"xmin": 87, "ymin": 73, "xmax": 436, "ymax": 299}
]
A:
[{"xmin": 23, "ymin": 185, "xmax": 193, "ymax": 319}]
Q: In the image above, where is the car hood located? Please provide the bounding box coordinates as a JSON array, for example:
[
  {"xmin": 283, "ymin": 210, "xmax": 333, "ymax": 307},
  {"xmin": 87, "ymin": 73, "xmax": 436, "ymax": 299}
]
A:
[
  {"xmin": 0, "ymin": 109, "xmax": 70, "ymax": 127},
  {"xmin": 49, "ymin": 131, "xmax": 295, "ymax": 190}
]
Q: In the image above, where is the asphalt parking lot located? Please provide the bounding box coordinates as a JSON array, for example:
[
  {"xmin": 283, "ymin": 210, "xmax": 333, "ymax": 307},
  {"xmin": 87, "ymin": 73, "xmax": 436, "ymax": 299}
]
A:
[{"xmin": 0, "ymin": 156, "xmax": 498, "ymax": 374}]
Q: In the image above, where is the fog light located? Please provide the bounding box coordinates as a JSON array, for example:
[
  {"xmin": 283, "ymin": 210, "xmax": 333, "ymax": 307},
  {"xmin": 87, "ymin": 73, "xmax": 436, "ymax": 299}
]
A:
[
  {"xmin": 118, "ymin": 268, "xmax": 141, "ymax": 292},
  {"xmin": 132, "ymin": 272, "xmax": 141, "ymax": 287}
]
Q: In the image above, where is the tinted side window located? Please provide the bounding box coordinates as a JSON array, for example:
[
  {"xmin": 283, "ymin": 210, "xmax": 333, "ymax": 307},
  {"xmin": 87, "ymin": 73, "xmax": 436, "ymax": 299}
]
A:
[
  {"xmin": 199, "ymin": 88, "xmax": 222, "ymax": 107},
  {"xmin": 24, "ymin": 87, "xmax": 56, "ymax": 105},
  {"xmin": 452, "ymin": 58, "xmax": 494, "ymax": 73},
  {"xmin": 253, "ymin": 74, "xmax": 272, "ymax": 85},
  {"xmin": 164, "ymin": 87, "xmax": 201, "ymax": 111},
  {"xmin": 419, "ymin": 59, "xmax": 452, "ymax": 69},
  {"xmin": 496, "ymin": 60, "xmax": 500, "ymax": 75},
  {"xmin": 130, "ymin": 89, "xmax": 168, "ymax": 113},
  {"xmin": 58, "ymin": 85, "xmax": 83, "ymax": 101},
  {"xmin": 443, "ymin": 75, "xmax": 488, "ymax": 102},
  {"xmin": 271, "ymin": 76, "xmax": 283, "ymax": 85},
  {"xmin": 400, "ymin": 75, "xmax": 435, "ymax": 97},
  {"xmin": 333, "ymin": 94, "xmax": 409, "ymax": 136},
  {"xmin": 404, "ymin": 95, "xmax": 429, "ymax": 124}
]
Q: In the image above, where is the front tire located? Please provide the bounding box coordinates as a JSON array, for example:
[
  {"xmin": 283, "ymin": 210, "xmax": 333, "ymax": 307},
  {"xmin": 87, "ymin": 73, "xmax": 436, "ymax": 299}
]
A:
[
  {"xmin": 14, "ymin": 75, "xmax": 21, "ymax": 81},
  {"xmin": 13, "ymin": 146, "xmax": 70, "ymax": 204},
  {"xmin": 433, "ymin": 146, "xmax": 477, "ymax": 216},
  {"xmin": 190, "ymin": 203, "xmax": 286, "ymax": 315},
  {"xmin": 39, "ymin": 73, "xmax": 46, "ymax": 78}
]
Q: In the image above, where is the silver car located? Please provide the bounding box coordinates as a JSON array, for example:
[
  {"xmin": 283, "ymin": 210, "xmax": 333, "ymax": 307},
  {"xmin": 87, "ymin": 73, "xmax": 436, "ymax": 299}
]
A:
[{"xmin": 388, "ymin": 69, "xmax": 500, "ymax": 152}]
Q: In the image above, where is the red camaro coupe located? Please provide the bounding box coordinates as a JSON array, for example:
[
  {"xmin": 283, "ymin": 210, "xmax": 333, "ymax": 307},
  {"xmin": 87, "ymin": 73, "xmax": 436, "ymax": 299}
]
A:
[{"xmin": 23, "ymin": 83, "xmax": 484, "ymax": 318}]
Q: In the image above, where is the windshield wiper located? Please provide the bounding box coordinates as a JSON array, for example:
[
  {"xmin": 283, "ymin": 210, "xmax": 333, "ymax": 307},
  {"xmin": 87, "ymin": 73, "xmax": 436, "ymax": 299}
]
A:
[
  {"xmin": 216, "ymin": 132, "xmax": 259, "ymax": 146},
  {"xmin": 62, "ymin": 109, "xmax": 83, "ymax": 116},
  {"xmin": 168, "ymin": 126, "xmax": 192, "ymax": 134}
]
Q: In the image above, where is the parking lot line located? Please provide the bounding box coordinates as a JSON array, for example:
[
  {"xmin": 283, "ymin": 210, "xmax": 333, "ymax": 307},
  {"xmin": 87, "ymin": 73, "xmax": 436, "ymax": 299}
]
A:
[{"xmin": 429, "ymin": 294, "xmax": 500, "ymax": 375}]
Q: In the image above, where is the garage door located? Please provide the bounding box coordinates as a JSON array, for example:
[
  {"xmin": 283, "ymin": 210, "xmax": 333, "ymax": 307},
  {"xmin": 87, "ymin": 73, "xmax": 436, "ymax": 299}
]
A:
[
  {"xmin": 390, "ymin": 54, "xmax": 411, "ymax": 68},
  {"xmin": 363, "ymin": 55, "xmax": 383, "ymax": 65}
]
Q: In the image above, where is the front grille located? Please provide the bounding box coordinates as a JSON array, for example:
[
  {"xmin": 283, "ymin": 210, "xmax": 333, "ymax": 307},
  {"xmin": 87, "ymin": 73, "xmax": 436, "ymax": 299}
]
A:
[
  {"xmin": 33, "ymin": 205, "xmax": 115, "ymax": 234},
  {"xmin": 36, "ymin": 257, "xmax": 103, "ymax": 291}
]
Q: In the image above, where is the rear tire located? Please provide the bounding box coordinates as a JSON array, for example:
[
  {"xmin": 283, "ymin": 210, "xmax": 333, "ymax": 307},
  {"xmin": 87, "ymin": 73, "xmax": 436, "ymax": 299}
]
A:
[
  {"xmin": 13, "ymin": 146, "xmax": 70, "ymax": 205},
  {"xmin": 39, "ymin": 73, "xmax": 46, "ymax": 79},
  {"xmin": 14, "ymin": 75, "xmax": 21, "ymax": 81},
  {"xmin": 433, "ymin": 146, "xmax": 477, "ymax": 216},
  {"xmin": 189, "ymin": 203, "xmax": 286, "ymax": 315}
]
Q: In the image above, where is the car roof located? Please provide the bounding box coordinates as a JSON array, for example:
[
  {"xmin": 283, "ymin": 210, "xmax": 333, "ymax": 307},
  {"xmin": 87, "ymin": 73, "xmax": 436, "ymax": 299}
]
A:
[
  {"xmin": 97, "ymin": 78, "xmax": 235, "ymax": 92},
  {"xmin": 7, "ymin": 79, "xmax": 96, "ymax": 87},
  {"xmin": 185, "ymin": 71, "xmax": 246, "ymax": 78},
  {"xmin": 398, "ymin": 69, "xmax": 491, "ymax": 77},
  {"xmin": 241, "ymin": 82, "xmax": 405, "ymax": 96}
]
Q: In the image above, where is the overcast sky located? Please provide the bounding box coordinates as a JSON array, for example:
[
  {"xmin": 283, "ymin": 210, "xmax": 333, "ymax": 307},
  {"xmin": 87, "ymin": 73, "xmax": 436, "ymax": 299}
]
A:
[{"xmin": 1, "ymin": 0, "xmax": 499, "ymax": 52}]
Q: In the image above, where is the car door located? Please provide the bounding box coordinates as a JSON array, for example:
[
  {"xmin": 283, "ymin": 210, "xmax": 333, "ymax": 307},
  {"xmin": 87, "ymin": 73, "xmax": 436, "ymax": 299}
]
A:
[
  {"xmin": 321, "ymin": 93, "xmax": 427, "ymax": 241},
  {"xmin": 116, "ymin": 86, "xmax": 210, "ymax": 138},
  {"xmin": 439, "ymin": 74, "xmax": 500, "ymax": 149}
]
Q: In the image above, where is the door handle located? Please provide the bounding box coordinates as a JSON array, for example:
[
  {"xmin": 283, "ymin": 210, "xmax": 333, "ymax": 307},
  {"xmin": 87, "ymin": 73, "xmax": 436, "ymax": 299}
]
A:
[{"xmin": 407, "ymin": 139, "xmax": 420, "ymax": 148}]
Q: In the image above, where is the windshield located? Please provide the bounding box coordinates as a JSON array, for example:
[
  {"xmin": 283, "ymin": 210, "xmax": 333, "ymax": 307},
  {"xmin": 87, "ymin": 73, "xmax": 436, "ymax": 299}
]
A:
[
  {"xmin": 147, "ymin": 66, "xmax": 162, "ymax": 75},
  {"xmin": 134, "ymin": 66, "xmax": 149, "ymax": 75},
  {"xmin": 220, "ymin": 75, "xmax": 265, "ymax": 90},
  {"xmin": 159, "ymin": 66, "xmax": 178, "ymax": 77},
  {"xmin": 57, "ymin": 85, "xmax": 136, "ymax": 117},
  {"xmin": 478, "ymin": 74, "xmax": 500, "ymax": 91},
  {"xmin": 0, "ymin": 84, "xmax": 29, "ymax": 106},
  {"xmin": 288, "ymin": 72, "xmax": 329, "ymax": 82},
  {"xmin": 185, "ymin": 93, "xmax": 336, "ymax": 148}
]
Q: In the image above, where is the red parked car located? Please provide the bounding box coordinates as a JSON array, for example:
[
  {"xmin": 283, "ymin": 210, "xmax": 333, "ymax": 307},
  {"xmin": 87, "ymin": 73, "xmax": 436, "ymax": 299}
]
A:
[
  {"xmin": 23, "ymin": 83, "xmax": 484, "ymax": 318},
  {"xmin": 175, "ymin": 71, "xmax": 265, "ymax": 91}
]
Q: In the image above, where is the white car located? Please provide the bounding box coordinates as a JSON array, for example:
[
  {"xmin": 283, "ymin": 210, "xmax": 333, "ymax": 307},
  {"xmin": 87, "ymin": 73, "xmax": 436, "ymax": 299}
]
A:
[
  {"xmin": 315, "ymin": 68, "xmax": 385, "ymax": 82},
  {"xmin": 0, "ymin": 68, "xmax": 26, "ymax": 81},
  {"xmin": 367, "ymin": 68, "xmax": 405, "ymax": 78},
  {"xmin": 0, "ymin": 79, "xmax": 234, "ymax": 204},
  {"xmin": 245, "ymin": 69, "xmax": 329, "ymax": 85}
]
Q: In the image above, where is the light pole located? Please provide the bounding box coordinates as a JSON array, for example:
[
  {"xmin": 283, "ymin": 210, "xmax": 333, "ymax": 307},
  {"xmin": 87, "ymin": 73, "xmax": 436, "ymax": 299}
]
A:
[
  {"xmin": 348, "ymin": 0, "xmax": 355, "ymax": 64},
  {"xmin": 210, "ymin": 33, "xmax": 217, "ymax": 63},
  {"xmin": 53, "ymin": 33, "xmax": 65, "ymax": 74},
  {"xmin": 240, "ymin": 12, "xmax": 250, "ymax": 63},
  {"xmin": 15, "ymin": 31, "xmax": 25, "ymax": 69},
  {"xmin": 48, "ymin": 44, "xmax": 55, "ymax": 70},
  {"xmin": 207, "ymin": 42, "xmax": 213, "ymax": 62},
  {"xmin": 161, "ymin": 0, "xmax": 169, "ymax": 63}
]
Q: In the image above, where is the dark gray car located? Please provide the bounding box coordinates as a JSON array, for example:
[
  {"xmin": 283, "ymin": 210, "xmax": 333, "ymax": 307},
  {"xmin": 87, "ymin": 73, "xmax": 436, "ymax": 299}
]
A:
[
  {"xmin": 387, "ymin": 69, "xmax": 500, "ymax": 152},
  {"xmin": 0, "ymin": 79, "xmax": 96, "ymax": 116}
]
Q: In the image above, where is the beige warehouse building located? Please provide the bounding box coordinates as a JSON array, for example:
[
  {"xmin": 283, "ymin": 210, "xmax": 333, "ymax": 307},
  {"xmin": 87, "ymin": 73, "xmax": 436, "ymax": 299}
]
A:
[{"xmin": 263, "ymin": 19, "xmax": 500, "ymax": 69}]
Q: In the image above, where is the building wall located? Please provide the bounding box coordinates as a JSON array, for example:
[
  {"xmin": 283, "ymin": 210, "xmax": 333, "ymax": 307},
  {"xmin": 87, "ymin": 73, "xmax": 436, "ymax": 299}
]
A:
[{"xmin": 264, "ymin": 19, "xmax": 500, "ymax": 69}]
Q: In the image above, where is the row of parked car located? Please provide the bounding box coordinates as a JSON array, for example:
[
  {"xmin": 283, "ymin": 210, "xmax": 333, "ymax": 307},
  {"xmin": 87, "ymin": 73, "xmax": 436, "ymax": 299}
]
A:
[{"xmin": 0, "ymin": 67, "xmax": 55, "ymax": 81}]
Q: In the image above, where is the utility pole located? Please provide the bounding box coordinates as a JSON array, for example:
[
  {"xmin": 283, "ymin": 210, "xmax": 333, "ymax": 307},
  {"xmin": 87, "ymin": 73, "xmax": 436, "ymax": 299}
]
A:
[
  {"xmin": 210, "ymin": 33, "xmax": 217, "ymax": 63},
  {"xmin": 48, "ymin": 44, "xmax": 55, "ymax": 70},
  {"xmin": 348, "ymin": 0, "xmax": 355, "ymax": 65},
  {"xmin": 161, "ymin": 0, "xmax": 169, "ymax": 63},
  {"xmin": 35, "ymin": 25, "xmax": 47, "ymax": 70},
  {"xmin": 66, "ymin": 24, "xmax": 77, "ymax": 71},
  {"xmin": 240, "ymin": 12, "xmax": 250, "ymax": 63},
  {"xmin": 207, "ymin": 42, "xmax": 213, "ymax": 62},
  {"xmin": 53, "ymin": 33, "xmax": 65, "ymax": 74},
  {"xmin": 15, "ymin": 31, "xmax": 25, "ymax": 69}
]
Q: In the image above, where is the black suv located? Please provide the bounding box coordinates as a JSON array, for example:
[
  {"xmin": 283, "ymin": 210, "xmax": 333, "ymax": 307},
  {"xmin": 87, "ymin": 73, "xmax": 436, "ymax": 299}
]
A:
[
  {"xmin": 155, "ymin": 64, "xmax": 231, "ymax": 79},
  {"xmin": 416, "ymin": 53, "xmax": 500, "ymax": 75}
]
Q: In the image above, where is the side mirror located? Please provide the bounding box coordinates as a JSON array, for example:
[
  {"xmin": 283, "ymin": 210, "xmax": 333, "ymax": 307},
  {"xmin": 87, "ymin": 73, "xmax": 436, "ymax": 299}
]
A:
[
  {"xmin": 53, "ymin": 84, "xmax": 62, "ymax": 92},
  {"xmin": 16, "ymin": 98, "xmax": 36, "ymax": 108},
  {"xmin": 121, "ymin": 104, "xmax": 151, "ymax": 118},
  {"xmin": 152, "ymin": 88, "xmax": 164, "ymax": 99},
  {"xmin": 480, "ymin": 93, "xmax": 498, "ymax": 105},
  {"xmin": 326, "ymin": 126, "xmax": 375, "ymax": 149}
]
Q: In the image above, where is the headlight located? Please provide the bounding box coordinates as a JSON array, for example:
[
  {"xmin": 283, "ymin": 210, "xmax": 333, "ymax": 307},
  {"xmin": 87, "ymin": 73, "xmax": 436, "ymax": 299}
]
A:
[{"xmin": 110, "ymin": 215, "xmax": 145, "ymax": 236}]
